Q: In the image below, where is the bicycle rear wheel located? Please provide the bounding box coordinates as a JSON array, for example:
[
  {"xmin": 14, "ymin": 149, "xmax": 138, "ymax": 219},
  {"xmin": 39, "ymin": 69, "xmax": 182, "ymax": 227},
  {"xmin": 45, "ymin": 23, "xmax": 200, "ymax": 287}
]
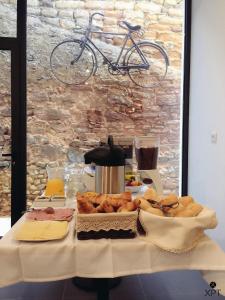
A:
[
  {"xmin": 50, "ymin": 40, "xmax": 96, "ymax": 85},
  {"xmin": 126, "ymin": 42, "xmax": 169, "ymax": 88}
]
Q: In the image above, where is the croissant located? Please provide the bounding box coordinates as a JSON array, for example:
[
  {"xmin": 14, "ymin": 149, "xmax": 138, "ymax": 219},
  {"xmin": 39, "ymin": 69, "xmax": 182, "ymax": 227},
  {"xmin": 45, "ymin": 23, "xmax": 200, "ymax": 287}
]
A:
[
  {"xmin": 77, "ymin": 192, "xmax": 137, "ymax": 214},
  {"xmin": 120, "ymin": 191, "xmax": 132, "ymax": 201},
  {"xmin": 96, "ymin": 199, "xmax": 115, "ymax": 213},
  {"xmin": 77, "ymin": 199, "xmax": 97, "ymax": 214},
  {"xmin": 117, "ymin": 201, "xmax": 137, "ymax": 212},
  {"xmin": 108, "ymin": 197, "xmax": 129, "ymax": 209}
]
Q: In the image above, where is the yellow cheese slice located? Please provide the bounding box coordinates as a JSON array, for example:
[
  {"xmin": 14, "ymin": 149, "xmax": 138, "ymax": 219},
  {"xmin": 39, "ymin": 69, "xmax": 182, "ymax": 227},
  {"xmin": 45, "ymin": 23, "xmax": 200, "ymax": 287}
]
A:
[{"xmin": 14, "ymin": 221, "xmax": 68, "ymax": 241}]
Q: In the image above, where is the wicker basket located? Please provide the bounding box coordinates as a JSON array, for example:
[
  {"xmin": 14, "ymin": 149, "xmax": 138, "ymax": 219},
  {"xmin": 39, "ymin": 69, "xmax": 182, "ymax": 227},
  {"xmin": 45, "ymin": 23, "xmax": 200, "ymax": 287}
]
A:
[{"xmin": 76, "ymin": 211, "xmax": 138, "ymax": 240}]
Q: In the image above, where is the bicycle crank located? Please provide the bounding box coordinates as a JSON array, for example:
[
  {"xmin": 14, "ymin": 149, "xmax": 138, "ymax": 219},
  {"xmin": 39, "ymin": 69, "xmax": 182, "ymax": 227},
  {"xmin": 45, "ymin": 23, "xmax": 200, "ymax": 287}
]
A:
[{"xmin": 108, "ymin": 64, "xmax": 126, "ymax": 76}]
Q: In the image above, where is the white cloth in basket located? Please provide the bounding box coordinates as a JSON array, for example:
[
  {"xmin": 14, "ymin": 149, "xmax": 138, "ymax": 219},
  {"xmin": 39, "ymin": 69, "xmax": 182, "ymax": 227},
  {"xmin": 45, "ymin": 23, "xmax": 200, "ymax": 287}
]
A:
[{"xmin": 139, "ymin": 206, "xmax": 218, "ymax": 253}]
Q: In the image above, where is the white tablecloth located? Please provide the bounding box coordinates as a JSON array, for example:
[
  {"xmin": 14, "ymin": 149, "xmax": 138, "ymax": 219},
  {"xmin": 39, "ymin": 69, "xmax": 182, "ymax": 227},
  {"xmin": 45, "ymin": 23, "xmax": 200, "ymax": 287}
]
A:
[{"xmin": 0, "ymin": 216, "xmax": 225, "ymax": 295}]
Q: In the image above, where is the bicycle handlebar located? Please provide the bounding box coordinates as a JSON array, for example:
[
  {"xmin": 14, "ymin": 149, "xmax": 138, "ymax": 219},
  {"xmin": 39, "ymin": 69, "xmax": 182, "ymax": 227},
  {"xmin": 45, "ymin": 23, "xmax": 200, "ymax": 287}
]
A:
[{"xmin": 89, "ymin": 12, "xmax": 104, "ymax": 25}]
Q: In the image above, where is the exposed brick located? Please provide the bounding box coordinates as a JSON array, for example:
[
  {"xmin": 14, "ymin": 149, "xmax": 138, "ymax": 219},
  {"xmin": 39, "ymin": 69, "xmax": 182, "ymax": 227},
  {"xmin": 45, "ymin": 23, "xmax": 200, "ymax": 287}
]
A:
[
  {"xmin": 27, "ymin": 0, "xmax": 39, "ymax": 7},
  {"xmin": 27, "ymin": 7, "xmax": 41, "ymax": 15},
  {"xmin": 73, "ymin": 9, "xmax": 89, "ymax": 20},
  {"xmin": 104, "ymin": 17, "xmax": 118, "ymax": 26},
  {"xmin": 0, "ymin": 0, "xmax": 183, "ymax": 203},
  {"xmin": 165, "ymin": 0, "xmax": 178, "ymax": 5},
  {"xmin": 55, "ymin": 1, "xmax": 84, "ymax": 9},
  {"xmin": 85, "ymin": 1, "xmax": 114, "ymax": 10},
  {"xmin": 135, "ymin": 2, "xmax": 161, "ymax": 13},
  {"xmin": 104, "ymin": 10, "xmax": 124, "ymax": 19},
  {"xmin": 58, "ymin": 10, "xmax": 74, "ymax": 19},
  {"xmin": 41, "ymin": 8, "xmax": 57, "ymax": 18},
  {"xmin": 115, "ymin": 1, "xmax": 134, "ymax": 10},
  {"xmin": 43, "ymin": 17, "xmax": 60, "ymax": 26},
  {"xmin": 59, "ymin": 19, "xmax": 75, "ymax": 29},
  {"xmin": 157, "ymin": 32, "xmax": 177, "ymax": 42},
  {"xmin": 152, "ymin": 0, "xmax": 164, "ymax": 4},
  {"xmin": 123, "ymin": 10, "xmax": 144, "ymax": 20},
  {"xmin": 168, "ymin": 8, "xmax": 183, "ymax": 17},
  {"xmin": 158, "ymin": 15, "xmax": 183, "ymax": 25},
  {"xmin": 41, "ymin": 0, "xmax": 54, "ymax": 8}
]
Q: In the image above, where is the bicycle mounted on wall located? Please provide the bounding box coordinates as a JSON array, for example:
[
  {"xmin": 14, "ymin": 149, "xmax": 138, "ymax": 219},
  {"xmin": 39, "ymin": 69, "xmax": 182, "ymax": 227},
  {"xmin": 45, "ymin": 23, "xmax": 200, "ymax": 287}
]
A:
[{"xmin": 50, "ymin": 12, "xmax": 169, "ymax": 88}]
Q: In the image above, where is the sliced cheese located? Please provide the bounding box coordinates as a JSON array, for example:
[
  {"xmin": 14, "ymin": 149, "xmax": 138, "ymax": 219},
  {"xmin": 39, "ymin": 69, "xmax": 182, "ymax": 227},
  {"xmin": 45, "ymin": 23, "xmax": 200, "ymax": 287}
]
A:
[{"xmin": 14, "ymin": 220, "xmax": 68, "ymax": 241}]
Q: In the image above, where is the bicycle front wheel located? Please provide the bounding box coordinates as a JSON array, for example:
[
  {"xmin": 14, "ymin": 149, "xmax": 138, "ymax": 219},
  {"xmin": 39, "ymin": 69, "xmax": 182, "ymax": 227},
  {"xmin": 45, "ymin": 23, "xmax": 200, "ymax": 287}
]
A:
[
  {"xmin": 127, "ymin": 42, "xmax": 169, "ymax": 88},
  {"xmin": 50, "ymin": 40, "xmax": 96, "ymax": 85}
]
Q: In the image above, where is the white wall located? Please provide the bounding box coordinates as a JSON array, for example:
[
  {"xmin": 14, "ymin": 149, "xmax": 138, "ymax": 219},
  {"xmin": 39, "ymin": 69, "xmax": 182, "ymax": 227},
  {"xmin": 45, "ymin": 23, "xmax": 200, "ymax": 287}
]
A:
[{"xmin": 189, "ymin": 0, "xmax": 225, "ymax": 249}]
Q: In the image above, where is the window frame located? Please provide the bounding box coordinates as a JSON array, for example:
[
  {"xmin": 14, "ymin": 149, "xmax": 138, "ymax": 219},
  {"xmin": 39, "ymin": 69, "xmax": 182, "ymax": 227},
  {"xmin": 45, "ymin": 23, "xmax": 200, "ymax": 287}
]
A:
[
  {"xmin": 0, "ymin": 0, "xmax": 191, "ymax": 226},
  {"xmin": 0, "ymin": 1, "xmax": 27, "ymax": 225}
]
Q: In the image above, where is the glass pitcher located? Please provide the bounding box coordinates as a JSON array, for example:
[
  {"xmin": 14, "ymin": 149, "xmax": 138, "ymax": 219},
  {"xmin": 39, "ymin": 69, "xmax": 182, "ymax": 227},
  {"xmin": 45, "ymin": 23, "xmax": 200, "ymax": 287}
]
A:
[
  {"xmin": 134, "ymin": 136, "xmax": 160, "ymax": 170},
  {"xmin": 45, "ymin": 162, "xmax": 65, "ymax": 197}
]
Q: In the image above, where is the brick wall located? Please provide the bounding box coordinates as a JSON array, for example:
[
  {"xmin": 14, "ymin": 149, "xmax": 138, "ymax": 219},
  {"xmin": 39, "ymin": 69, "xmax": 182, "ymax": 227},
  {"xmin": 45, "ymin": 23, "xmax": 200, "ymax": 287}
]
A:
[{"xmin": 0, "ymin": 0, "xmax": 183, "ymax": 213}]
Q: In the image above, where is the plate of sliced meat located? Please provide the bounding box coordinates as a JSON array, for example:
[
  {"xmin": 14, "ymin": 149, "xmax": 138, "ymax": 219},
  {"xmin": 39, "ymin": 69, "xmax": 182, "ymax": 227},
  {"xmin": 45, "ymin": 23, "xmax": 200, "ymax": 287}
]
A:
[{"xmin": 26, "ymin": 207, "xmax": 74, "ymax": 222}]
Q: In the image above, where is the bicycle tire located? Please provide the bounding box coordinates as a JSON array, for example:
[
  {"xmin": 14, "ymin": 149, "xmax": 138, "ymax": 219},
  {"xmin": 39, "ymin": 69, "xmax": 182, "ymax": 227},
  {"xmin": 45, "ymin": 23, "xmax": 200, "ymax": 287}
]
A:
[
  {"xmin": 126, "ymin": 42, "xmax": 169, "ymax": 88},
  {"xmin": 50, "ymin": 40, "xmax": 97, "ymax": 85}
]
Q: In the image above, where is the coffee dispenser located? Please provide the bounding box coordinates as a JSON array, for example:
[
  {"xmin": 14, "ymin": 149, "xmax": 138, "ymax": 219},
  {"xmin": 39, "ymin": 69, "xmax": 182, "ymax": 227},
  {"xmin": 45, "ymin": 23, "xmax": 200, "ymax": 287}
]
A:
[{"xmin": 84, "ymin": 135, "xmax": 125, "ymax": 194}]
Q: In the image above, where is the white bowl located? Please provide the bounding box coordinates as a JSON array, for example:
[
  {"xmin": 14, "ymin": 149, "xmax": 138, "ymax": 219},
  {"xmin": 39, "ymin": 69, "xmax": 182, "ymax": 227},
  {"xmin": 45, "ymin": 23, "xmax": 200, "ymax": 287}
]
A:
[{"xmin": 125, "ymin": 185, "xmax": 143, "ymax": 193}]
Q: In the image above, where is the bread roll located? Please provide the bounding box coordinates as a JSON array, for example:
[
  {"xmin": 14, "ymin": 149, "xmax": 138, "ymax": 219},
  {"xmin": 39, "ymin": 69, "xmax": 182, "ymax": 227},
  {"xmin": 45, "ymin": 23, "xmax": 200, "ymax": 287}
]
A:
[
  {"xmin": 138, "ymin": 197, "xmax": 163, "ymax": 216},
  {"xmin": 160, "ymin": 194, "xmax": 178, "ymax": 206},
  {"xmin": 145, "ymin": 206, "xmax": 164, "ymax": 216},
  {"xmin": 166, "ymin": 203, "xmax": 185, "ymax": 217},
  {"xmin": 179, "ymin": 196, "xmax": 194, "ymax": 207},
  {"xmin": 139, "ymin": 198, "xmax": 152, "ymax": 210},
  {"xmin": 186, "ymin": 203, "xmax": 203, "ymax": 216},
  {"xmin": 175, "ymin": 203, "xmax": 203, "ymax": 217},
  {"xmin": 175, "ymin": 209, "xmax": 195, "ymax": 217},
  {"xmin": 144, "ymin": 188, "xmax": 159, "ymax": 202}
]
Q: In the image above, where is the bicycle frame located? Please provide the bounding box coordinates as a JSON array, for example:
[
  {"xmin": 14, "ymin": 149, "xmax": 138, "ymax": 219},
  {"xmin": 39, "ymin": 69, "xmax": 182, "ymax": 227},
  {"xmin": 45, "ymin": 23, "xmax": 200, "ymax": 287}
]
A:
[{"xmin": 75, "ymin": 26, "xmax": 149, "ymax": 71}]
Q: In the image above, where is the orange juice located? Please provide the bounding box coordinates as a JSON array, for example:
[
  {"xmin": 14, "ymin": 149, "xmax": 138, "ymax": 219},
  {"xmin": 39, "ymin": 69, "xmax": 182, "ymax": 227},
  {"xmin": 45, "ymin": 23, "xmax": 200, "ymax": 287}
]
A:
[{"xmin": 45, "ymin": 178, "xmax": 65, "ymax": 197}]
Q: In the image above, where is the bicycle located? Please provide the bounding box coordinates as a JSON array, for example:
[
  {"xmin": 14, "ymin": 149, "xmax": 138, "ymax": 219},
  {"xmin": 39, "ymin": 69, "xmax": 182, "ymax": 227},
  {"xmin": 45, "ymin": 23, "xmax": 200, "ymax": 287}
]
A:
[{"xmin": 50, "ymin": 12, "xmax": 169, "ymax": 89}]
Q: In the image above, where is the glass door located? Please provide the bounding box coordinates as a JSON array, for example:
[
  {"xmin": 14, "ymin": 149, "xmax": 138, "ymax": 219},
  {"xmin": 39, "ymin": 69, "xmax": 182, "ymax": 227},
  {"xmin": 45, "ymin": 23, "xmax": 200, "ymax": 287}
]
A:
[
  {"xmin": 0, "ymin": 0, "xmax": 17, "ymax": 234},
  {"xmin": 0, "ymin": 0, "xmax": 27, "ymax": 232},
  {"xmin": 0, "ymin": 50, "xmax": 11, "ymax": 235}
]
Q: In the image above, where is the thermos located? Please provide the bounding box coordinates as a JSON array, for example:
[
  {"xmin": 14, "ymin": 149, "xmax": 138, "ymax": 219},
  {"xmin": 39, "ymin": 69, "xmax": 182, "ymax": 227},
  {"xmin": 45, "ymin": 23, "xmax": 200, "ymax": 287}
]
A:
[{"xmin": 84, "ymin": 135, "xmax": 125, "ymax": 194}]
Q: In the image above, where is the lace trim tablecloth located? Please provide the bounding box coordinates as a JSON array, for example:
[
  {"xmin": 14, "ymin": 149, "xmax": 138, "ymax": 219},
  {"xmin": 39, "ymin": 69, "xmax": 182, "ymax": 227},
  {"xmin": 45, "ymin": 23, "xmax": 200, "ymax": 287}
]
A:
[{"xmin": 0, "ymin": 216, "xmax": 225, "ymax": 296}]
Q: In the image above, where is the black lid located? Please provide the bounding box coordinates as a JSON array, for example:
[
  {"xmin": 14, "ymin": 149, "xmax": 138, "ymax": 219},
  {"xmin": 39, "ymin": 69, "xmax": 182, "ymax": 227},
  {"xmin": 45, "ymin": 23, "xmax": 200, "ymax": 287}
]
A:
[{"xmin": 84, "ymin": 135, "xmax": 125, "ymax": 166}]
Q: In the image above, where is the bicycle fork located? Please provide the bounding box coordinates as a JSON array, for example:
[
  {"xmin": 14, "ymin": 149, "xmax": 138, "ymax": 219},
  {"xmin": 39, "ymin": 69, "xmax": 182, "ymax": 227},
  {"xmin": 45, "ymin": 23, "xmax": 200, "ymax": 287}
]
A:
[{"xmin": 70, "ymin": 39, "xmax": 87, "ymax": 65}]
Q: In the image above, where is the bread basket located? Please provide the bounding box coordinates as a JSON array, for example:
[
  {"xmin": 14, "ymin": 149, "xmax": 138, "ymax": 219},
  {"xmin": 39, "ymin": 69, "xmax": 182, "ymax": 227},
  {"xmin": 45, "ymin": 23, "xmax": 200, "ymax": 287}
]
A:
[
  {"xmin": 139, "ymin": 206, "xmax": 217, "ymax": 253},
  {"xmin": 76, "ymin": 210, "xmax": 138, "ymax": 240}
]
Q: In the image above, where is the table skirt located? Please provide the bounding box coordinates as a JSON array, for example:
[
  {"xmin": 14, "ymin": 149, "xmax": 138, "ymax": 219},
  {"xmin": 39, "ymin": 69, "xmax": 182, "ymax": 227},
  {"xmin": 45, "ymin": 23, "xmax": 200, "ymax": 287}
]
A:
[{"xmin": 0, "ymin": 216, "xmax": 225, "ymax": 295}]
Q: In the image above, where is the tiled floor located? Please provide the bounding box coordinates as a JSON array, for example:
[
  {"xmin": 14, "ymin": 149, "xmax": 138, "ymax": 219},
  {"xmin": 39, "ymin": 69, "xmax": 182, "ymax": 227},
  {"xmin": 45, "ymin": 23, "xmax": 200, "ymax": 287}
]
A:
[{"xmin": 0, "ymin": 271, "xmax": 224, "ymax": 300}]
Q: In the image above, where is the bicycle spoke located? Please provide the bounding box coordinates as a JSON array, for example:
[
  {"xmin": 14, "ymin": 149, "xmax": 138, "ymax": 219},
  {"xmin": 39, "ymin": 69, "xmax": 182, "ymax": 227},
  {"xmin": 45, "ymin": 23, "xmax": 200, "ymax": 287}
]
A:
[
  {"xmin": 50, "ymin": 40, "xmax": 95, "ymax": 85},
  {"xmin": 126, "ymin": 43, "xmax": 168, "ymax": 88}
]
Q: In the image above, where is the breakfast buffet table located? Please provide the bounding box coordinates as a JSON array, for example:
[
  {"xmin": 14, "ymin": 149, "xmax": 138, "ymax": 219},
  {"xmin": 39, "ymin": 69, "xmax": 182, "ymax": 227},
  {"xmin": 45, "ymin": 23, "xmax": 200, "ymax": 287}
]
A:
[{"xmin": 0, "ymin": 214, "xmax": 225, "ymax": 300}]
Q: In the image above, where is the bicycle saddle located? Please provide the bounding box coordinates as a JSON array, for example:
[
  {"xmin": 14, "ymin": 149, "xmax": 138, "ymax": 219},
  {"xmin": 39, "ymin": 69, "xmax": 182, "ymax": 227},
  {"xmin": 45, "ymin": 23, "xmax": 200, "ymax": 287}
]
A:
[{"xmin": 122, "ymin": 21, "xmax": 141, "ymax": 32}]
